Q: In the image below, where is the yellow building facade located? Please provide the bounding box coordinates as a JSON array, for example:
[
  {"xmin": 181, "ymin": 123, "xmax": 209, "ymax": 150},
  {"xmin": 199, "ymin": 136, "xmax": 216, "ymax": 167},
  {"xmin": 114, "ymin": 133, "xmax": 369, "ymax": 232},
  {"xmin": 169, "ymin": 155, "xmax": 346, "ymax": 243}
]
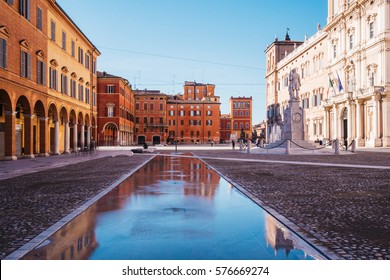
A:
[{"xmin": 0, "ymin": 0, "xmax": 100, "ymax": 160}]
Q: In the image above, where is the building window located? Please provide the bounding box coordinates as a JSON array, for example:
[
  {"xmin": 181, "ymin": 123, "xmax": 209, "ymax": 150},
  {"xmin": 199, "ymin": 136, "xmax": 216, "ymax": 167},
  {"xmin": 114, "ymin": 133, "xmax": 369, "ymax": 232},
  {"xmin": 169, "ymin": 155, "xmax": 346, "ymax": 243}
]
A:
[
  {"xmin": 50, "ymin": 21, "xmax": 56, "ymax": 41},
  {"xmin": 135, "ymin": 103, "xmax": 140, "ymax": 110},
  {"xmin": 143, "ymin": 103, "xmax": 148, "ymax": 110},
  {"xmin": 169, "ymin": 110, "xmax": 174, "ymax": 116},
  {"xmin": 37, "ymin": 60, "xmax": 46, "ymax": 85},
  {"xmin": 143, "ymin": 117, "xmax": 147, "ymax": 124},
  {"xmin": 92, "ymin": 60, "xmax": 96, "ymax": 74},
  {"xmin": 85, "ymin": 53, "xmax": 90, "ymax": 69},
  {"xmin": 227, "ymin": 123, "xmax": 231, "ymax": 129},
  {"xmin": 62, "ymin": 31, "xmax": 66, "ymax": 50},
  {"xmin": 70, "ymin": 79, "xmax": 76, "ymax": 98},
  {"xmin": 150, "ymin": 117, "xmax": 154, "ymax": 124},
  {"xmin": 107, "ymin": 106, "xmax": 114, "ymax": 117},
  {"xmin": 207, "ymin": 110, "xmax": 212, "ymax": 116},
  {"xmin": 20, "ymin": 51, "xmax": 31, "ymax": 79},
  {"xmin": 0, "ymin": 38, "xmax": 7, "ymax": 69},
  {"xmin": 78, "ymin": 84, "xmax": 84, "ymax": 101},
  {"xmin": 107, "ymin": 85, "xmax": 115, "ymax": 93},
  {"xmin": 19, "ymin": 0, "xmax": 30, "ymax": 20},
  {"xmin": 135, "ymin": 117, "xmax": 139, "ymax": 124},
  {"xmin": 36, "ymin": 7, "xmax": 42, "ymax": 31},
  {"xmin": 179, "ymin": 110, "xmax": 185, "ymax": 116},
  {"xmin": 159, "ymin": 103, "xmax": 163, "ymax": 110},
  {"xmin": 370, "ymin": 72, "xmax": 375, "ymax": 86},
  {"xmin": 93, "ymin": 92, "xmax": 96, "ymax": 106},
  {"xmin": 369, "ymin": 22, "xmax": 374, "ymax": 39},
  {"xmin": 78, "ymin": 47, "xmax": 84, "ymax": 64},
  {"xmin": 333, "ymin": 45, "xmax": 337, "ymax": 59},
  {"xmin": 206, "ymin": 120, "xmax": 212, "ymax": 126},
  {"xmin": 49, "ymin": 67, "xmax": 57, "ymax": 90},
  {"xmin": 349, "ymin": 34, "xmax": 353, "ymax": 50},
  {"xmin": 60, "ymin": 74, "xmax": 68, "ymax": 94},
  {"xmin": 71, "ymin": 40, "xmax": 75, "ymax": 58},
  {"xmin": 85, "ymin": 88, "xmax": 90, "ymax": 104}
]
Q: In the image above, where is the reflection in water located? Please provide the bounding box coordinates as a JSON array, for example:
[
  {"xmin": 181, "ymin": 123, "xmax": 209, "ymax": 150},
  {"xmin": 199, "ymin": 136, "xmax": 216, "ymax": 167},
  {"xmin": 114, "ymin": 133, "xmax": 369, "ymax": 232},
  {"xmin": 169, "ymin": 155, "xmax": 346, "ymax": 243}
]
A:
[{"xmin": 22, "ymin": 155, "xmax": 324, "ymax": 260}]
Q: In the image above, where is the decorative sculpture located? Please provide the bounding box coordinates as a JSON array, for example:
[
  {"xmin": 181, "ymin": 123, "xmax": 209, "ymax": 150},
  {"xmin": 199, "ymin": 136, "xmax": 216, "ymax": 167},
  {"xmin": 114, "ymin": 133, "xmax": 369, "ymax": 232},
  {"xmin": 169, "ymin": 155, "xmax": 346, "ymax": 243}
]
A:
[{"xmin": 288, "ymin": 68, "xmax": 301, "ymax": 99}]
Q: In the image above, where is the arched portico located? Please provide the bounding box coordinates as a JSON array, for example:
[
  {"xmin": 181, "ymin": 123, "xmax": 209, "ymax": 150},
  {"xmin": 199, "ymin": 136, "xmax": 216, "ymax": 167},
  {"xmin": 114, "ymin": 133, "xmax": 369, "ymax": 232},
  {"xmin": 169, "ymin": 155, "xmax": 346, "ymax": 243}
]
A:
[
  {"xmin": 101, "ymin": 122, "xmax": 118, "ymax": 146},
  {"xmin": 33, "ymin": 100, "xmax": 48, "ymax": 157},
  {"xmin": 59, "ymin": 107, "xmax": 69, "ymax": 153},
  {"xmin": 0, "ymin": 90, "xmax": 16, "ymax": 160},
  {"xmin": 69, "ymin": 110, "xmax": 77, "ymax": 152},
  {"xmin": 48, "ymin": 103, "xmax": 59, "ymax": 155},
  {"xmin": 77, "ymin": 112, "xmax": 85, "ymax": 149}
]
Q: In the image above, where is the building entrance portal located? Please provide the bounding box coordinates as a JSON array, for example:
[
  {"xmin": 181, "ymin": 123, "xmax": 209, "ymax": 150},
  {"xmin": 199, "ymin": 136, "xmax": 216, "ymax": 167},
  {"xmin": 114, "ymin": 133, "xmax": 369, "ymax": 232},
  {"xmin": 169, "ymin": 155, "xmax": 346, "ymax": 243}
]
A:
[
  {"xmin": 152, "ymin": 136, "xmax": 160, "ymax": 145},
  {"xmin": 342, "ymin": 108, "xmax": 348, "ymax": 147}
]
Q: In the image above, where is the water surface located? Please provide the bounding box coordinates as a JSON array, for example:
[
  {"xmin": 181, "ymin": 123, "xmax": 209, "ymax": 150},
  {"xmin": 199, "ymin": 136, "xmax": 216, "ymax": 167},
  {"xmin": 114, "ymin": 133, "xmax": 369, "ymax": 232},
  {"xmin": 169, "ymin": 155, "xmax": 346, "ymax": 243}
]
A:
[{"xmin": 23, "ymin": 155, "xmax": 324, "ymax": 260}]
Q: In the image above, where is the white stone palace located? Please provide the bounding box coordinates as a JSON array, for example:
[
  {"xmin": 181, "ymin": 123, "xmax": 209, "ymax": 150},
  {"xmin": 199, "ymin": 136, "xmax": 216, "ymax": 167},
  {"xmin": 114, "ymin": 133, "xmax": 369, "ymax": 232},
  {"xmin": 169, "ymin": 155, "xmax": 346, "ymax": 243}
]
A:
[{"xmin": 265, "ymin": 0, "xmax": 390, "ymax": 147}]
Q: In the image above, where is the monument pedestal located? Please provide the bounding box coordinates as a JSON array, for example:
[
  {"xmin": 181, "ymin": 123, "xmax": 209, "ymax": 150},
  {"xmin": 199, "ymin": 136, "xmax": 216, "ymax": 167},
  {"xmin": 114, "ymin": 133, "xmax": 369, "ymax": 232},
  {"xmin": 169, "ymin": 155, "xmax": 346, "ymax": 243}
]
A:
[{"xmin": 282, "ymin": 98, "xmax": 305, "ymax": 141}]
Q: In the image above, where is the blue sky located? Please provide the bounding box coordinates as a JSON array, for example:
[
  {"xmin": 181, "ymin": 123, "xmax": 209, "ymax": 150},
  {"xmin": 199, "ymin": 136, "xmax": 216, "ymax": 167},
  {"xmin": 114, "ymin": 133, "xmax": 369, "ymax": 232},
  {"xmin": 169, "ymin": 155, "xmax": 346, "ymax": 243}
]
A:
[{"xmin": 58, "ymin": 0, "xmax": 327, "ymax": 123}]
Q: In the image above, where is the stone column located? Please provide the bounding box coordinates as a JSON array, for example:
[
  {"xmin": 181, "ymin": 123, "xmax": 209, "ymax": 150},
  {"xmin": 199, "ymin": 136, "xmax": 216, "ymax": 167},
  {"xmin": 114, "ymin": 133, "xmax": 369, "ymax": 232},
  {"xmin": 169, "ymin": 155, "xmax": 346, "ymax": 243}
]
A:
[
  {"xmin": 355, "ymin": 100, "xmax": 363, "ymax": 146},
  {"xmin": 86, "ymin": 126, "xmax": 91, "ymax": 150},
  {"xmin": 4, "ymin": 111, "xmax": 17, "ymax": 160},
  {"xmin": 374, "ymin": 93, "xmax": 383, "ymax": 147},
  {"xmin": 80, "ymin": 124, "xmax": 85, "ymax": 149},
  {"xmin": 39, "ymin": 117, "xmax": 49, "ymax": 157},
  {"xmin": 73, "ymin": 123, "xmax": 78, "ymax": 152},
  {"xmin": 381, "ymin": 94, "xmax": 390, "ymax": 147},
  {"xmin": 372, "ymin": 95, "xmax": 382, "ymax": 147},
  {"xmin": 347, "ymin": 101, "xmax": 352, "ymax": 143},
  {"xmin": 64, "ymin": 121, "xmax": 70, "ymax": 153},
  {"xmin": 54, "ymin": 120, "xmax": 60, "ymax": 155},
  {"xmin": 323, "ymin": 108, "xmax": 328, "ymax": 140},
  {"xmin": 23, "ymin": 114, "xmax": 35, "ymax": 158},
  {"xmin": 332, "ymin": 104, "xmax": 337, "ymax": 140}
]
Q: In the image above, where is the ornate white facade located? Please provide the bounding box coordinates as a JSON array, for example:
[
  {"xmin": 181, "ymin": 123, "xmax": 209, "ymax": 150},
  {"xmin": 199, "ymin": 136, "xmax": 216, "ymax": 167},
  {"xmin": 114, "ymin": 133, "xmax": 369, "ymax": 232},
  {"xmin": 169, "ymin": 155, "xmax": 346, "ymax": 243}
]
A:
[{"xmin": 265, "ymin": 0, "xmax": 390, "ymax": 147}]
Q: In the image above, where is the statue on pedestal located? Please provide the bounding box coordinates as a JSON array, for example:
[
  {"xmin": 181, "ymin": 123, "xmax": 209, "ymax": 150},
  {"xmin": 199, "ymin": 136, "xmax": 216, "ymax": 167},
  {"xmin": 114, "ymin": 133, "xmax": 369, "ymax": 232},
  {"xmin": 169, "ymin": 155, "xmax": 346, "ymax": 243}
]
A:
[{"xmin": 288, "ymin": 68, "xmax": 301, "ymax": 99}]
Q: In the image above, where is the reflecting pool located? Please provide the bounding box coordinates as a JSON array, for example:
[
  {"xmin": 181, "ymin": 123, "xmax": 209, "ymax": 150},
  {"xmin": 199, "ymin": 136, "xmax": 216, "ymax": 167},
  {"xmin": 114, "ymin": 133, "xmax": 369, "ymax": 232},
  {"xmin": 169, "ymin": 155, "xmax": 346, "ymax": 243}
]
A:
[{"xmin": 22, "ymin": 155, "xmax": 325, "ymax": 260}]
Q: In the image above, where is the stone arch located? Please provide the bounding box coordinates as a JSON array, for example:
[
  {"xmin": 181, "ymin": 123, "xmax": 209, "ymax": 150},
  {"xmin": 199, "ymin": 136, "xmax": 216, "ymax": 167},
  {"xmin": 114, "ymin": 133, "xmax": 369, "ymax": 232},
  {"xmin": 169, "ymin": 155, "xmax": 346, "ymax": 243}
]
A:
[
  {"xmin": 48, "ymin": 103, "xmax": 60, "ymax": 154},
  {"xmin": 77, "ymin": 111, "xmax": 86, "ymax": 149},
  {"xmin": 137, "ymin": 135, "xmax": 146, "ymax": 145},
  {"xmin": 33, "ymin": 100, "xmax": 48, "ymax": 156},
  {"xmin": 100, "ymin": 122, "xmax": 118, "ymax": 146},
  {"xmin": 0, "ymin": 89, "xmax": 15, "ymax": 158},
  {"xmin": 15, "ymin": 96, "xmax": 32, "ymax": 157},
  {"xmin": 91, "ymin": 115, "xmax": 97, "ymax": 142},
  {"xmin": 69, "ymin": 109, "xmax": 77, "ymax": 152},
  {"xmin": 59, "ymin": 106, "xmax": 69, "ymax": 153}
]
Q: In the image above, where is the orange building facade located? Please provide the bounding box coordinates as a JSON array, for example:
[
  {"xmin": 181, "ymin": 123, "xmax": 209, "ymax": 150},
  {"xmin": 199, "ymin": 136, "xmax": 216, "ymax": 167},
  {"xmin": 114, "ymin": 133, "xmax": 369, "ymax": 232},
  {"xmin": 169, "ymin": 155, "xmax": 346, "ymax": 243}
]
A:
[
  {"xmin": 230, "ymin": 96, "xmax": 253, "ymax": 140},
  {"xmin": 97, "ymin": 71, "xmax": 135, "ymax": 146},
  {"xmin": 219, "ymin": 114, "xmax": 232, "ymax": 143},
  {"xmin": 133, "ymin": 90, "xmax": 168, "ymax": 145},
  {"xmin": 166, "ymin": 82, "xmax": 221, "ymax": 144},
  {"xmin": 0, "ymin": 0, "xmax": 100, "ymax": 160}
]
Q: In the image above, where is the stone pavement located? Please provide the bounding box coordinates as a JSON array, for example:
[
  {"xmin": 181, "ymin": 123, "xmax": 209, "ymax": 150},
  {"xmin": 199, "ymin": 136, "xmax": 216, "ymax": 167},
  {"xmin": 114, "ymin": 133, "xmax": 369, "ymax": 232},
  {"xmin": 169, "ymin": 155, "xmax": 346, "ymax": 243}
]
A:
[
  {"xmin": 0, "ymin": 145, "xmax": 389, "ymax": 260},
  {"xmin": 192, "ymin": 149, "xmax": 390, "ymax": 260}
]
